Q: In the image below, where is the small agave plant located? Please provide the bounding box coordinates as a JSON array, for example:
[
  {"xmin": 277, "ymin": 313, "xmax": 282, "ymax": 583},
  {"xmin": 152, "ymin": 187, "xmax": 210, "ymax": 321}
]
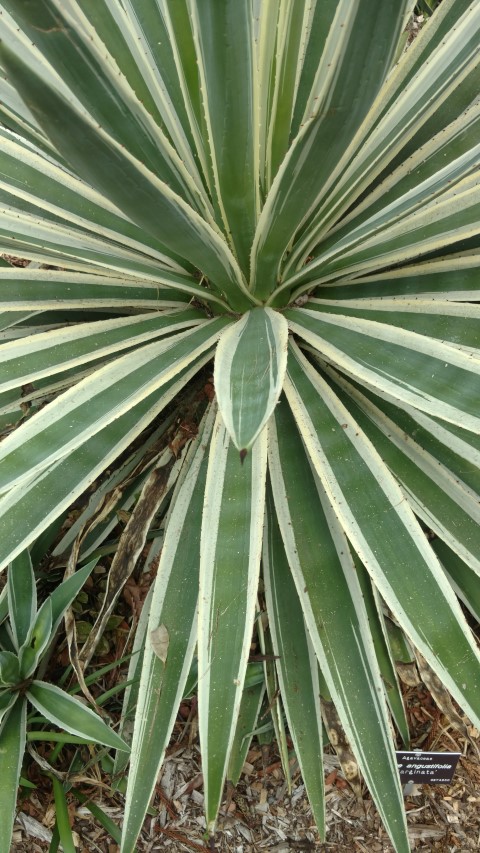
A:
[
  {"xmin": 0, "ymin": 552, "xmax": 129, "ymax": 850},
  {"xmin": 0, "ymin": 1, "xmax": 480, "ymax": 852}
]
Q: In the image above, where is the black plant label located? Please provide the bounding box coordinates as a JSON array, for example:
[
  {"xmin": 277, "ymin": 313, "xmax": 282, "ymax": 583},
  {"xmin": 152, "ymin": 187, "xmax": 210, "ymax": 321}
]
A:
[{"xmin": 396, "ymin": 750, "xmax": 461, "ymax": 784}]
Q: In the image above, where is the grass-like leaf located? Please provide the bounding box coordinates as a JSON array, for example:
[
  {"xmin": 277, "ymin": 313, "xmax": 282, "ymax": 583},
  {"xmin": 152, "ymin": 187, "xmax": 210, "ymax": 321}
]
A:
[
  {"xmin": 50, "ymin": 776, "xmax": 76, "ymax": 853},
  {"xmin": 0, "ymin": 698, "xmax": 26, "ymax": 852},
  {"xmin": 27, "ymin": 682, "xmax": 129, "ymax": 753},
  {"xmin": 7, "ymin": 549, "xmax": 36, "ymax": 650}
]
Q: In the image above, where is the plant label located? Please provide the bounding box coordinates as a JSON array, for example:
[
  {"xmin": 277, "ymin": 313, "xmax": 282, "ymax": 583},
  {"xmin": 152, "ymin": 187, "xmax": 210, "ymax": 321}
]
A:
[{"xmin": 396, "ymin": 750, "xmax": 461, "ymax": 784}]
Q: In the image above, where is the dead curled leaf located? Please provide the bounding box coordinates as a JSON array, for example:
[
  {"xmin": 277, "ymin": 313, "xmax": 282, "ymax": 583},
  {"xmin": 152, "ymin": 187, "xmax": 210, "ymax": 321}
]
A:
[{"xmin": 150, "ymin": 624, "xmax": 169, "ymax": 663}]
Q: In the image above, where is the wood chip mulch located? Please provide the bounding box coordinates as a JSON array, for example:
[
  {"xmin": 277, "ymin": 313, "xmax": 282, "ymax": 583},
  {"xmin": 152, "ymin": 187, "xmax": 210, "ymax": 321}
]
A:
[{"xmin": 12, "ymin": 682, "xmax": 480, "ymax": 853}]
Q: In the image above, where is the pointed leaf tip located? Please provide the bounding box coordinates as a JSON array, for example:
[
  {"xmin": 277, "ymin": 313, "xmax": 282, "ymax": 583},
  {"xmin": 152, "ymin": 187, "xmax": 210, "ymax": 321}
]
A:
[{"xmin": 239, "ymin": 449, "xmax": 248, "ymax": 464}]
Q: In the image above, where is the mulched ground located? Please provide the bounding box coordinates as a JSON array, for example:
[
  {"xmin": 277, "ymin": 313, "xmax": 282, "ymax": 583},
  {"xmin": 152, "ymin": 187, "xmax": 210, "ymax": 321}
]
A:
[{"xmin": 12, "ymin": 680, "xmax": 480, "ymax": 853}]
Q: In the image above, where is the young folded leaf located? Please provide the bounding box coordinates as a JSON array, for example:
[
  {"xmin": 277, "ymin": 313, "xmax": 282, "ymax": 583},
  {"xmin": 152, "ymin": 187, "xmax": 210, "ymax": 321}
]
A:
[
  {"xmin": 19, "ymin": 598, "xmax": 52, "ymax": 679},
  {"xmin": 0, "ymin": 651, "xmax": 20, "ymax": 687},
  {"xmin": 0, "ymin": 691, "xmax": 16, "ymax": 726},
  {"xmin": 7, "ymin": 549, "xmax": 36, "ymax": 650},
  {"xmin": 49, "ymin": 559, "xmax": 98, "ymax": 636},
  {"xmin": 214, "ymin": 308, "xmax": 288, "ymax": 453}
]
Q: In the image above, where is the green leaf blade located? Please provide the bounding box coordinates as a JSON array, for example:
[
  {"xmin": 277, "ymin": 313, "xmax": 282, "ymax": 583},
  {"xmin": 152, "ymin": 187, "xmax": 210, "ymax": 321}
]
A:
[
  {"xmin": 0, "ymin": 309, "xmax": 205, "ymax": 392},
  {"xmin": 268, "ymin": 398, "xmax": 409, "ymax": 853},
  {"xmin": 27, "ymin": 681, "xmax": 129, "ymax": 752},
  {"xmin": 286, "ymin": 306, "xmax": 480, "ymax": 433},
  {"xmin": 352, "ymin": 554, "xmax": 410, "ymax": 748},
  {"xmin": 1, "ymin": 1, "xmax": 479, "ymax": 847},
  {"xmin": 0, "ymin": 320, "xmax": 226, "ymax": 494},
  {"xmin": 0, "ymin": 41, "xmax": 251, "ymax": 311},
  {"xmin": 298, "ymin": 0, "xmax": 480, "ymax": 258},
  {"xmin": 284, "ymin": 342, "xmax": 480, "ymax": 729},
  {"xmin": 326, "ymin": 368, "xmax": 480, "ymax": 580},
  {"xmin": 189, "ymin": 0, "xmax": 258, "ymax": 273},
  {"xmin": 8, "ymin": 549, "xmax": 36, "ymax": 650},
  {"xmin": 120, "ymin": 406, "xmax": 216, "ymax": 853},
  {"xmin": 19, "ymin": 598, "xmax": 52, "ymax": 679},
  {"xmin": 0, "ymin": 651, "xmax": 20, "ymax": 688},
  {"xmin": 51, "ymin": 776, "xmax": 76, "ymax": 853},
  {"xmin": 0, "ymin": 699, "xmax": 26, "ymax": 853},
  {"xmin": 198, "ymin": 413, "xmax": 267, "ymax": 834},
  {"xmin": 49, "ymin": 560, "xmax": 98, "ymax": 637},
  {"xmin": 0, "ymin": 361, "xmax": 209, "ymax": 572},
  {"xmin": 214, "ymin": 308, "xmax": 288, "ymax": 453},
  {"xmin": 433, "ymin": 539, "xmax": 480, "ymax": 623},
  {"xmin": 251, "ymin": 0, "xmax": 413, "ymax": 298},
  {"xmin": 263, "ymin": 487, "xmax": 325, "ymax": 837},
  {"xmin": 226, "ymin": 680, "xmax": 264, "ymax": 787}
]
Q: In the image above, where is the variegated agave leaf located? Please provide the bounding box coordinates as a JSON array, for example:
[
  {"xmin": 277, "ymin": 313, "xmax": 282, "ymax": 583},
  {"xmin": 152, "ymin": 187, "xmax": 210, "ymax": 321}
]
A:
[{"xmin": 0, "ymin": 2, "xmax": 479, "ymax": 852}]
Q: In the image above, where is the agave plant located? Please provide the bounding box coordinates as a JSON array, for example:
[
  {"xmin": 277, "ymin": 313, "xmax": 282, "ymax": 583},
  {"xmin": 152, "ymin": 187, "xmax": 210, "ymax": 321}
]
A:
[{"xmin": 0, "ymin": 1, "xmax": 480, "ymax": 850}]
